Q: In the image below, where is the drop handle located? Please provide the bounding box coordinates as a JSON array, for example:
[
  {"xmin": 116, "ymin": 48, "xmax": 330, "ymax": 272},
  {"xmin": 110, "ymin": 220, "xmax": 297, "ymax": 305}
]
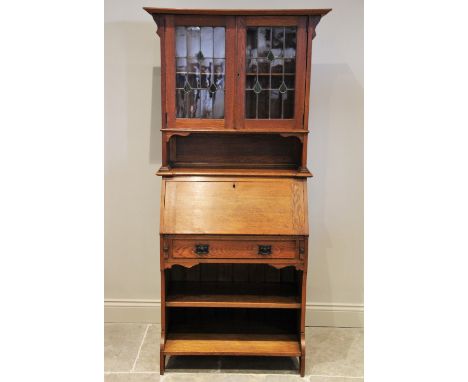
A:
[
  {"xmin": 258, "ymin": 245, "xmax": 272, "ymax": 255},
  {"xmin": 194, "ymin": 244, "xmax": 209, "ymax": 255}
]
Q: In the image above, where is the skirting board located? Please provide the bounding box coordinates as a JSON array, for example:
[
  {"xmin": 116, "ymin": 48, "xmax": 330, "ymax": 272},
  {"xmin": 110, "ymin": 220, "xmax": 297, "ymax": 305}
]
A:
[{"xmin": 104, "ymin": 299, "xmax": 363, "ymax": 328}]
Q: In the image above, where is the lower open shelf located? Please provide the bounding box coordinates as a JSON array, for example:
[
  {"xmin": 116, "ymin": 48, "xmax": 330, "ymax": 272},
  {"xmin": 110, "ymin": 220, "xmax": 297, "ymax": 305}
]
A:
[
  {"xmin": 164, "ymin": 307, "xmax": 301, "ymax": 357},
  {"xmin": 164, "ymin": 333, "xmax": 301, "ymax": 356}
]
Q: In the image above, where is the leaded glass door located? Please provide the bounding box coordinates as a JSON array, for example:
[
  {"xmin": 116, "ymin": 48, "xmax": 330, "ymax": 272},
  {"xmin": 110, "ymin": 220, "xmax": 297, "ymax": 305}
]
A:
[
  {"xmin": 164, "ymin": 15, "xmax": 236, "ymax": 129},
  {"xmin": 236, "ymin": 16, "xmax": 307, "ymax": 130}
]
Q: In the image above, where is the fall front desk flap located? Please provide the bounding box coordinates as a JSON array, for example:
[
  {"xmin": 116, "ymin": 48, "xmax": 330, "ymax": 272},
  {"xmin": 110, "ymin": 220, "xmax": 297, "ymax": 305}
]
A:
[{"xmin": 161, "ymin": 178, "xmax": 308, "ymax": 235}]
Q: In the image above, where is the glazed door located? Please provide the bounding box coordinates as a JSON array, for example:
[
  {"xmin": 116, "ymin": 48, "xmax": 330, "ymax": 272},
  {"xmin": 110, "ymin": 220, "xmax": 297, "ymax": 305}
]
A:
[
  {"xmin": 164, "ymin": 15, "xmax": 236, "ymax": 129},
  {"xmin": 236, "ymin": 16, "xmax": 308, "ymax": 130}
]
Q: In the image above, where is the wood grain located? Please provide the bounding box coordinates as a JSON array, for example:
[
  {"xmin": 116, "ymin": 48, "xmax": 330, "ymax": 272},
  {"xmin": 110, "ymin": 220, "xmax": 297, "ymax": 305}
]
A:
[
  {"xmin": 169, "ymin": 133, "xmax": 302, "ymax": 169},
  {"xmin": 238, "ymin": 16, "xmax": 308, "ymax": 131},
  {"xmin": 173, "ymin": 15, "xmax": 227, "ymax": 26},
  {"xmin": 161, "ymin": 128, "xmax": 309, "ymax": 133},
  {"xmin": 166, "ymin": 277, "xmax": 300, "ymax": 309},
  {"xmin": 144, "ymin": 8, "xmax": 330, "ymax": 376},
  {"xmin": 244, "ymin": 15, "xmax": 303, "ymax": 26},
  {"xmin": 171, "ymin": 238, "xmax": 298, "ymax": 259},
  {"xmin": 235, "ymin": 16, "xmax": 246, "ymax": 129},
  {"xmin": 294, "ymin": 17, "xmax": 308, "ymax": 130},
  {"xmin": 163, "ymin": 259, "xmax": 305, "ymax": 271},
  {"xmin": 166, "ymin": 294, "xmax": 300, "ymax": 309},
  {"xmin": 163, "ymin": 15, "xmax": 176, "ymax": 130},
  {"xmin": 164, "ymin": 333, "xmax": 301, "ymax": 356},
  {"xmin": 225, "ymin": 16, "xmax": 236, "ymax": 130},
  {"xmin": 156, "ymin": 167, "xmax": 313, "ymax": 178},
  {"xmin": 144, "ymin": 8, "xmax": 332, "ymax": 17},
  {"xmin": 162, "ymin": 178, "xmax": 307, "ymax": 235}
]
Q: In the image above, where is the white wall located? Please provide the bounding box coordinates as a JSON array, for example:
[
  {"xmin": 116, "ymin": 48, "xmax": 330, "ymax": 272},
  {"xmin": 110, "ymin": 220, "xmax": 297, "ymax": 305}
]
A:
[{"xmin": 105, "ymin": 0, "xmax": 363, "ymax": 326}]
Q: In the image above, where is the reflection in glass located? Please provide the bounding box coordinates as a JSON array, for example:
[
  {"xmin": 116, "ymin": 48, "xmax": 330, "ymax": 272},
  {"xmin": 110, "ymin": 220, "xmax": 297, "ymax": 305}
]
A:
[
  {"xmin": 245, "ymin": 91, "xmax": 256, "ymax": 119},
  {"xmin": 283, "ymin": 91, "xmax": 295, "ymax": 118},
  {"xmin": 245, "ymin": 26, "xmax": 297, "ymax": 119},
  {"xmin": 175, "ymin": 26, "xmax": 225, "ymax": 119}
]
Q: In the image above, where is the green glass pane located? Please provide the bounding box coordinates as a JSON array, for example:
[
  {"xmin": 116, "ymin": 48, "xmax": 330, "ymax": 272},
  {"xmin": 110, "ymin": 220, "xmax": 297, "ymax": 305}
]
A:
[
  {"xmin": 183, "ymin": 80, "xmax": 192, "ymax": 94},
  {"xmin": 209, "ymin": 83, "xmax": 218, "ymax": 93},
  {"xmin": 279, "ymin": 81, "xmax": 288, "ymax": 94},
  {"xmin": 253, "ymin": 80, "xmax": 262, "ymax": 94},
  {"xmin": 267, "ymin": 50, "xmax": 275, "ymax": 62}
]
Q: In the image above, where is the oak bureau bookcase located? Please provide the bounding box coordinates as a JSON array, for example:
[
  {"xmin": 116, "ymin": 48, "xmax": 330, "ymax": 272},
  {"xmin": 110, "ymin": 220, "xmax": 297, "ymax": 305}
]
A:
[{"xmin": 144, "ymin": 7, "xmax": 330, "ymax": 376}]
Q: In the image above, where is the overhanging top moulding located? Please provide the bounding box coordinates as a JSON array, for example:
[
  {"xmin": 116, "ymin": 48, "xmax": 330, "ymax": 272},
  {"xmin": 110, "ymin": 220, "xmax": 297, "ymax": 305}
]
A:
[{"xmin": 143, "ymin": 8, "xmax": 332, "ymax": 17}]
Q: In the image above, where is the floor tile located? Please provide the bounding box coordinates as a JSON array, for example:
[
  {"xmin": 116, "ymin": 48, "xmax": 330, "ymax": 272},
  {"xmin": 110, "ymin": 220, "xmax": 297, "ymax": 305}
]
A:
[
  {"xmin": 263, "ymin": 375, "xmax": 307, "ymax": 381},
  {"xmin": 220, "ymin": 356, "xmax": 298, "ymax": 374},
  {"xmin": 134, "ymin": 324, "xmax": 161, "ymax": 372},
  {"xmin": 105, "ymin": 323, "xmax": 149, "ymax": 372},
  {"xmin": 105, "ymin": 373, "xmax": 160, "ymax": 382},
  {"xmin": 165, "ymin": 355, "xmax": 222, "ymax": 373},
  {"xmin": 309, "ymin": 377, "xmax": 364, "ymax": 382},
  {"xmin": 104, "ymin": 324, "xmax": 364, "ymax": 380},
  {"xmin": 161, "ymin": 373, "xmax": 262, "ymax": 382},
  {"xmin": 306, "ymin": 327, "xmax": 363, "ymax": 378}
]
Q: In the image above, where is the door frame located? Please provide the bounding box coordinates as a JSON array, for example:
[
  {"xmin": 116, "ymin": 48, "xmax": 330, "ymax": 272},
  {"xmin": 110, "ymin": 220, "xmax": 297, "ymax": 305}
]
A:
[{"xmin": 235, "ymin": 16, "xmax": 308, "ymax": 130}]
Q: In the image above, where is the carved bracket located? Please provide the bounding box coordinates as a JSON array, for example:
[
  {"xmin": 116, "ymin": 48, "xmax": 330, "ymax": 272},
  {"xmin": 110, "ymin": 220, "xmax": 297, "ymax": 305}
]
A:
[
  {"xmin": 152, "ymin": 15, "xmax": 165, "ymax": 38},
  {"xmin": 164, "ymin": 261, "xmax": 200, "ymax": 269},
  {"xmin": 164, "ymin": 131, "xmax": 192, "ymax": 143},
  {"xmin": 309, "ymin": 15, "xmax": 322, "ymax": 40},
  {"xmin": 267, "ymin": 263, "xmax": 305, "ymax": 271},
  {"xmin": 163, "ymin": 261, "xmax": 305, "ymax": 271},
  {"xmin": 279, "ymin": 133, "xmax": 305, "ymax": 143}
]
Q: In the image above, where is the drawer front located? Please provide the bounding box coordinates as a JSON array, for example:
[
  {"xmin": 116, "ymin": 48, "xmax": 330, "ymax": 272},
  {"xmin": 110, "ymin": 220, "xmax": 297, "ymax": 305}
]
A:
[{"xmin": 171, "ymin": 239, "xmax": 298, "ymax": 259}]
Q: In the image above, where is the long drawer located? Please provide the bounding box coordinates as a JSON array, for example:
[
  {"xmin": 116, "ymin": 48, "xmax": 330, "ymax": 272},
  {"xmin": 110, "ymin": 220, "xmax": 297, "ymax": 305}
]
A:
[{"xmin": 170, "ymin": 238, "xmax": 299, "ymax": 260}]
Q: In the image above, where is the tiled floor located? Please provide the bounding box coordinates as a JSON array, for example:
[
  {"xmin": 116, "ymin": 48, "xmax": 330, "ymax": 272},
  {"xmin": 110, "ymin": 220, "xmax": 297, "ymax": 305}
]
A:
[{"xmin": 104, "ymin": 324, "xmax": 363, "ymax": 382}]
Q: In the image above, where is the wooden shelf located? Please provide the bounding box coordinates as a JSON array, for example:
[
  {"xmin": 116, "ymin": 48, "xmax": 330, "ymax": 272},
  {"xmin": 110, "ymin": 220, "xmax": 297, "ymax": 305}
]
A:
[
  {"xmin": 157, "ymin": 167, "xmax": 312, "ymax": 178},
  {"xmin": 161, "ymin": 128, "xmax": 308, "ymax": 134},
  {"xmin": 167, "ymin": 293, "xmax": 300, "ymax": 309},
  {"xmin": 167, "ymin": 281, "xmax": 300, "ymax": 309},
  {"xmin": 164, "ymin": 333, "xmax": 301, "ymax": 356}
]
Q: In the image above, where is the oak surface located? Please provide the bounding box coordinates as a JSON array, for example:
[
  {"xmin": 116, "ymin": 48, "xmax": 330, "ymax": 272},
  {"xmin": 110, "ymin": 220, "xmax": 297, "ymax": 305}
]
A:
[
  {"xmin": 171, "ymin": 238, "xmax": 297, "ymax": 259},
  {"xmin": 164, "ymin": 333, "xmax": 301, "ymax": 356},
  {"xmin": 144, "ymin": 8, "xmax": 331, "ymax": 16},
  {"xmin": 162, "ymin": 178, "xmax": 307, "ymax": 235},
  {"xmin": 146, "ymin": 8, "xmax": 330, "ymax": 377}
]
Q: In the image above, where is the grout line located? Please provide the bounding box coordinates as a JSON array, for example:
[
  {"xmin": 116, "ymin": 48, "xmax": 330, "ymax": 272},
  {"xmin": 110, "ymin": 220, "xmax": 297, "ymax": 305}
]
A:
[
  {"xmin": 130, "ymin": 324, "xmax": 150, "ymax": 372},
  {"xmin": 105, "ymin": 372, "xmax": 159, "ymax": 374},
  {"xmin": 309, "ymin": 376, "xmax": 363, "ymax": 379},
  {"xmin": 104, "ymin": 371, "xmax": 363, "ymax": 378},
  {"xmin": 217, "ymin": 357, "xmax": 222, "ymax": 373}
]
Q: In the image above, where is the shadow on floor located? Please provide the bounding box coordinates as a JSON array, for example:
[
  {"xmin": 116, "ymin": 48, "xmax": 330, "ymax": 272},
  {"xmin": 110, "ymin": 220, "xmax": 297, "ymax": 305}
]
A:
[{"xmin": 166, "ymin": 355, "xmax": 299, "ymax": 374}]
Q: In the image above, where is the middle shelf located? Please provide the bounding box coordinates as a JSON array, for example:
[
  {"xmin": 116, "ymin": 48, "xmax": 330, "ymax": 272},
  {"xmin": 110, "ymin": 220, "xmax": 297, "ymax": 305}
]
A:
[
  {"xmin": 166, "ymin": 281, "xmax": 300, "ymax": 309},
  {"xmin": 165, "ymin": 264, "xmax": 302, "ymax": 309}
]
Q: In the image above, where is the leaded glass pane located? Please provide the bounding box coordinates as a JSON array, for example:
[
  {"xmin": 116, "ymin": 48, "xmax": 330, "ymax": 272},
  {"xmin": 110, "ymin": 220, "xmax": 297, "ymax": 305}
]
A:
[
  {"xmin": 245, "ymin": 26, "xmax": 297, "ymax": 119},
  {"xmin": 175, "ymin": 26, "xmax": 225, "ymax": 119},
  {"xmin": 257, "ymin": 91, "xmax": 270, "ymax": 119},
  {"xmin": 245, "ymin": 91, "xmax": 256, "ymax": 119},
  {"xmin": 283, "ymin": 91, "xmax": 295, "ymax": 118},
  {"xmin": 269, "ymin": 90, "xmax": 282, "ymax": 119}
]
